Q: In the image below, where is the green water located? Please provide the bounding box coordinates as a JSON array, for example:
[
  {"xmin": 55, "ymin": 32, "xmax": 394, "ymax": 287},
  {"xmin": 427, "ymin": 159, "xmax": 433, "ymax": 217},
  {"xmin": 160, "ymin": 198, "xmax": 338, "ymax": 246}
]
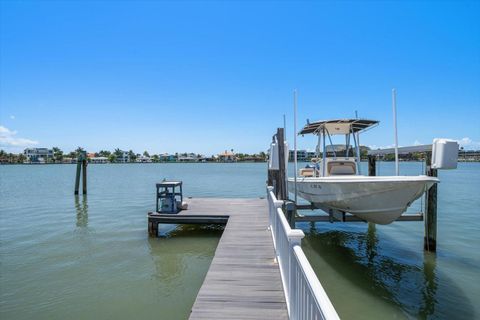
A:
[{"xmin": 1, "ymin": 163, "xmax": 479, "ymax": 319}]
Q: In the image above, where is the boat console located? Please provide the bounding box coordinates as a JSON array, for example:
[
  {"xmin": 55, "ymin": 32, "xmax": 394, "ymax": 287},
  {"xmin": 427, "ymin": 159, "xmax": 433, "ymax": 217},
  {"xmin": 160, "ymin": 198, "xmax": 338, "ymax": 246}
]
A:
[{"xmin": 300, "ymin": 158, "xmax": 357, "ymax": 177}]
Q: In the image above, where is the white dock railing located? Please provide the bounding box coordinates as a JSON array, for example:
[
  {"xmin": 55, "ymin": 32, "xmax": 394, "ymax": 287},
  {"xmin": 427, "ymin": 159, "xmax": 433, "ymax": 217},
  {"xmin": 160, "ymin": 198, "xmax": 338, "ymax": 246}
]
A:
[{"xmin": 267, "ymin": 186, "xmax": 340, "ymax": 320}]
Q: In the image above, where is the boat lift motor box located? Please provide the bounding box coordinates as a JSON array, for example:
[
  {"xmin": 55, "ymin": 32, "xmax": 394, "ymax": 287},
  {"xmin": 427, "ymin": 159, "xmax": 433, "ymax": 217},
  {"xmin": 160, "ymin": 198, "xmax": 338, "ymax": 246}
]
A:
[
  {"xmin": 431, "ymin": 138, "xmax": 458, "ymax": 169},
  {"xmin": 269, "ymin": 142, "xmax": 279, "ymax": 170},
  {"xmin": 268, "ymin": 141, "xmax": 289, "ymax": 170}
]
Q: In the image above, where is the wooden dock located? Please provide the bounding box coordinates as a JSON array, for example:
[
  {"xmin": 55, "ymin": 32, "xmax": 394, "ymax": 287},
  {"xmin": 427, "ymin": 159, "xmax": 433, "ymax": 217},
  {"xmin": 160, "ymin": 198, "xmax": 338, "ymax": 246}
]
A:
[{"xmin": 148, "ymin": 198, "xmax": 289, "ymax": 320}]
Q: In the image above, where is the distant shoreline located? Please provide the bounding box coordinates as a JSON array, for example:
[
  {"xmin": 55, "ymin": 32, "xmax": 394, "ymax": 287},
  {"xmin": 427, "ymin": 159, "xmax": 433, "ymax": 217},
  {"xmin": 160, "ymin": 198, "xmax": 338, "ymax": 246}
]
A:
[{"xmin": 2, "ymin": 159, "xmax": 479, "ymax": 165}]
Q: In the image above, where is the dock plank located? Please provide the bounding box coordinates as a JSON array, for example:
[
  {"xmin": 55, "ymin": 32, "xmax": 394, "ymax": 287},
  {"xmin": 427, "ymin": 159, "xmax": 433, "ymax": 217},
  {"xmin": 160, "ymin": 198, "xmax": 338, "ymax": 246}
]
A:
[{"xmin": 149, "ymin": 198, "xmax": 288, "ymax": 320}]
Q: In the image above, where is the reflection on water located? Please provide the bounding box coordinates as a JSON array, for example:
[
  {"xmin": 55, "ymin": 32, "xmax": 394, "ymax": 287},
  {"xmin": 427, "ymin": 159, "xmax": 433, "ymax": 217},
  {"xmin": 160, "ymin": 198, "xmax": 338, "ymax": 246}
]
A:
[
  {"xmin": 148, "ymin": 224, "xmax": 224, "ymax": 283},
  {"xmin": 145, "ymin": 224, "xmax": 223, "ymax": 318},
  {"xmin": 365, "ymin": 223, "xmax": 377, "ymax": 268},
  {"xmin": 420, "ymin": 251, "xmax": 437, "ymax": 319},
  {"xmin": 74, "ymin": 195, "xmax": 88, "ymax": 228},
  {"xmin": 302, "ymin": 224, "xmax": 474, "ymax": 319}
]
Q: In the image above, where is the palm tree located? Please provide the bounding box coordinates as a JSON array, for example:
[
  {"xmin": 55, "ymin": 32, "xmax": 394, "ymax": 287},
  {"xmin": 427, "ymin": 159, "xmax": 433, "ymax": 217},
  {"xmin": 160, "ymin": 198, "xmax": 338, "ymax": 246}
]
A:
[
  {"xmin": 143, "ymin": 151, "xmax": 150, "ymax": 157},
  {"xmin": 72, "ymin": 147, "xmax": 85, "ymax": 160},
  {"xmin": 113, "ymin": 148, "xmax": 123, "ymax": 160},
  {"xmin": 98, "ymin": 150, "xmax": 111, "ymax": 157},
  {"xmin": 128, "ymin": 150, "xmax": 136, "ymax": 162},
  {"xmin": 52, "ymin": 147, "xmax": 63, "ymax": 162}
]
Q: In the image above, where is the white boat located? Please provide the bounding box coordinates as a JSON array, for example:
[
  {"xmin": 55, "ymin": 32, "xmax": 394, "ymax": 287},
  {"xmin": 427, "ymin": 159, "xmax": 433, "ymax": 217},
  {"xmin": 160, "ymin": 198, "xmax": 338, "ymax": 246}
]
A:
[{"xmin": 288, "ymin": 119, "xmax": 439, "ymax": 225}]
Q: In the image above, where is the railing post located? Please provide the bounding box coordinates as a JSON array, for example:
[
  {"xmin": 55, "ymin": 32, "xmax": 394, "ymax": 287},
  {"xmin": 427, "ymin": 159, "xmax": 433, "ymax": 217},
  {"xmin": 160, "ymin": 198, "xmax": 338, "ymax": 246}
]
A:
[
  {"xmin": 273, "ymin": 199, "xmax": 283, "ymax": 246},
  {"xmin": 267, "ymin": 186, "xmax": 274, "ymax": 230},
  {"xmin": 288, "ymin": 230, "xmax": 304, "ymax": 318}
]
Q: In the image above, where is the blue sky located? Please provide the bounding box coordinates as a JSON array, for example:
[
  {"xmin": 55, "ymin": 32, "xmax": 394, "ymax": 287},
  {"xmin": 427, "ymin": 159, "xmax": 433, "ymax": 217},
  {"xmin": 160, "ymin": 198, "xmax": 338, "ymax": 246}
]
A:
[{"xmin": 1, "ymin": 1, "xmax": 479, "ymax": 155}]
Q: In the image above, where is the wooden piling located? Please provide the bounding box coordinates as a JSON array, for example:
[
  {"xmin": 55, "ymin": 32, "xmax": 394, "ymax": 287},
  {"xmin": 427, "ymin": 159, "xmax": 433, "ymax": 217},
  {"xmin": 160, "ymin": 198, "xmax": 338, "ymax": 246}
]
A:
[
  {"xmin": 424, "ymin": 151, "xmax": 438, "ymax": 252},
  {"xmin": 367, "ymin": 156, "xmax": 378, "ymax": 230},
  {"xmin": 74, "ymin": 161, "xmax": 81, "ymax": 195},
  {"xmin": 74, "ymin": 151, "xmax": 87, "ymax": 195},
  {"xmin": 148, "ymin": 221, "xmax": 158, "ymax": 237},
  {"xmin": 368, "ymin": 155, "xmax": 376, "ymax": 176},
  {"xmin": 267, "ymin": 169, "xmax": 277, "ymax": 195},
  {"xmin": 82, "ymin": 158, "xmax": 87, "ymax": 194},
  {"xmin": 285, "ymin": 201, "xmax": 295, "ymax": 228},
  {"xmin": 267, "ymin": 128, "xmax": 287, "ymax": 200},
  {"xmin": 277, "ymin": 128, "xmax": 287, "ymax": 200}
]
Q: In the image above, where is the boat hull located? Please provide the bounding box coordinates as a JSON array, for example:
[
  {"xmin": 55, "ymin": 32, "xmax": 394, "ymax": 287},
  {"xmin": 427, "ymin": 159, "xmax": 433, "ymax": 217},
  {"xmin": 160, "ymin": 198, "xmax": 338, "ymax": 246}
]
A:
[{"xmin": 288, "ymin": 176, "xmax": 438, "ymax": 224}]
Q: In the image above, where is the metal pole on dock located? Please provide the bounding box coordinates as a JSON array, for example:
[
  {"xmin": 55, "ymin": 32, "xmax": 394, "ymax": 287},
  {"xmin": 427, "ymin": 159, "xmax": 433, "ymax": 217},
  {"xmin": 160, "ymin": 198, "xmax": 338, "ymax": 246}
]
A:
[
  {"xmin": 293, "ymin": 89, "xmax": 298, "ymax": 205},
  {"xmin": 424, "ymin": 151, "xmax": 438, "ymax": 252},
  {"xmin": 392, "ymin": 88, "xmax": 399, "ymax": 175}
]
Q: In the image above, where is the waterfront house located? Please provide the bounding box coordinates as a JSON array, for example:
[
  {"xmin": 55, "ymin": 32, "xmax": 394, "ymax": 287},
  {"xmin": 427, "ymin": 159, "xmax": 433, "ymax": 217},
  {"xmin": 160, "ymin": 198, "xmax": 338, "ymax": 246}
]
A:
[
  {"xmin": 62, "ymin": 157, "xmax": 76, "ymax": 164},
  {"xmin": 459, "ymin": 149, "xmax": 480, "ymax": 162},
  {"xmin": 178, "ymin": 153, "xmax": 198, "ymax": 162},
  {"xmin": 242, "ymin": 156, "xmax": 266, "ymax": 162},
  {"xmin": 24, "ymin": 148, "xmax": 53, "ymax": 163},
  {"xmin": 136, "ymin": 155, "xmax": 152, "ymax": 163},
  {"xmin": 218, "ymin": 150, "xmax": 236, "ymax": 162},
  {"xmin": 159, "ymin": 153, "xmax": 176, "ymax": 162},
  {"xmin": 116, "ymin": 150, "xmax": 130, "ymax": 163},
  {"xmin": 196, "ymin": 155, "xmax": 212, "ymax": 162},
  {"xmin": 289, "ymin": 145, "xmax": 356, "ymax": 162},
  {"xmin": 90, "ymin": 156, "xmax": 108, "ymax": 164},
  {"xmin": 289, "ymin": 150, "xmax": 308, "ymax": 162}
]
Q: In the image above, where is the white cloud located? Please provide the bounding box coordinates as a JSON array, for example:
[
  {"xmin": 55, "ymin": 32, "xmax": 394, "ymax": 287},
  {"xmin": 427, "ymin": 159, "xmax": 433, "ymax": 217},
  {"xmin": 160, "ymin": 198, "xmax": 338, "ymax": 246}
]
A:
[
  {"xmin": 0, "ymin": 125, "xmax": 39, "ymax": 148},
  {"xmin": 456, "ymin": 137, "xmax": 480, "ymax": 149},
  {"xmin": 413, "ymin": 140, "xmax": 422, "ymax": 146}
]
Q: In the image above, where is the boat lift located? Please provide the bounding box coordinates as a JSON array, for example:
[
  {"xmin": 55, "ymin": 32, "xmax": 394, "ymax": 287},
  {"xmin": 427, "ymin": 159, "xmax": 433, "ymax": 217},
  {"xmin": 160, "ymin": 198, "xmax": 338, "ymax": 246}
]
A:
[{"xmin": 268, "ymin": 124, "xmax": 459, "ymax": 252}]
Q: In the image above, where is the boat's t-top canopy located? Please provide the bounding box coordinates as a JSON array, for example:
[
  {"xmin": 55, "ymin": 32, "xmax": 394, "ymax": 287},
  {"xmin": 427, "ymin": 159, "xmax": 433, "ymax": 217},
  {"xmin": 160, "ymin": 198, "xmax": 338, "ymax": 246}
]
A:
[{"xmin": 299, "ymin": 119, "xmax": 379, "ymax": 135}]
